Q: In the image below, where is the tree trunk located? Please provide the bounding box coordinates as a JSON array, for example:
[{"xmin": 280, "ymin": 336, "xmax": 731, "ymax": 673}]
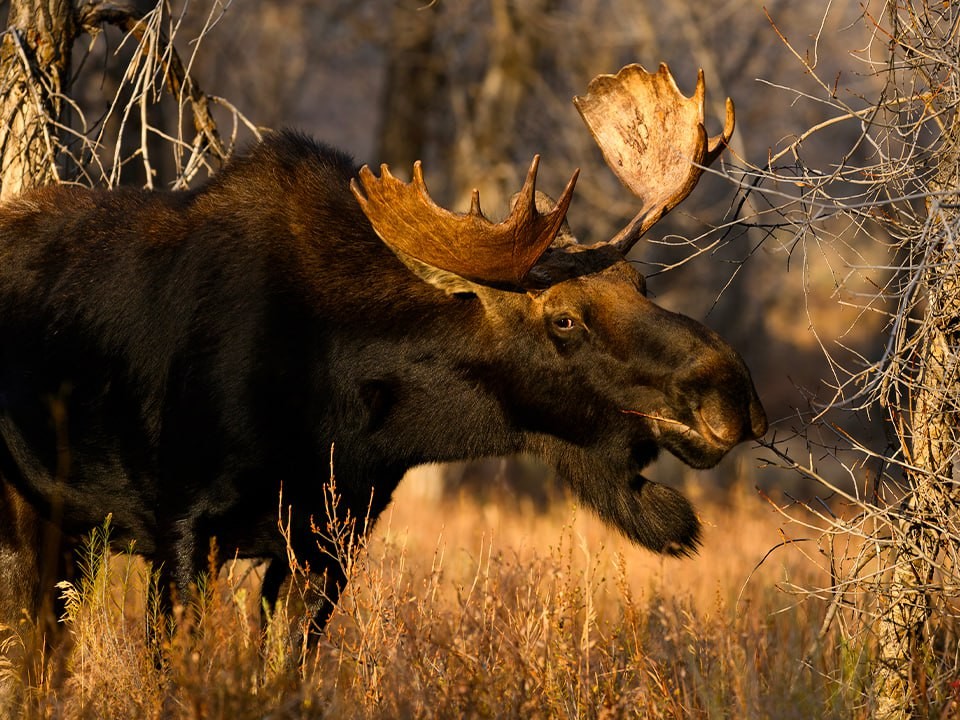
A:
[
  {"xmin": 0, "ymin": 0, "xmax": 75, "ymax": 200},
  {"xmin": 872, "ymin": 4, "xmax": 960, "ymax": 715},
  {"xmin": 376, "ymin": 0, "xmax": 441, "ymax": 171},
  {"xmin": 0, "ymin": 0, "xmax": 76, "ymax": 710},
  {"xmin": 450, "ymin": 0, "xmax": 556, "ymax": 211},
  {"xmin": 874, "ymin": 327, "xmax": 960, "ymax": 718}
]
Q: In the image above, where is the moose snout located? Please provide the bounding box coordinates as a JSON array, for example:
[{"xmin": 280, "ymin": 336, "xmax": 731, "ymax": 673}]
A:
[{"xmin": 698, "ymin": 385, "xmax": 768, "ymax": 448}]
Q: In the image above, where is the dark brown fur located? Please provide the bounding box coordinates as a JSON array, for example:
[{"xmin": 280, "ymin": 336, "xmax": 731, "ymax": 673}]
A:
[{"xmin": 0, "ymin": 131, "xmax": 766, "ymax": 647}]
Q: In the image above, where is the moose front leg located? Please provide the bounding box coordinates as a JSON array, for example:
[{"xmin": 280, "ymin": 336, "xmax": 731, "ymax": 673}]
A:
[
  {"xmin": 0, "ymin": 479, "xmax": 40, "ymax": 634},
  {"xmin": 149, "ymin": 517, "xmax": 211, "ymax": 654},
  {"xmin": 260, "ymin": 554, "xmax": 346, "ymax": 658}
]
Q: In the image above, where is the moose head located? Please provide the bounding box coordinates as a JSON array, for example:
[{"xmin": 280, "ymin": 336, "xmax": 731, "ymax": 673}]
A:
[{"xmin": 350, "ymin": 64, "xmax": 766, "ymax": 554}]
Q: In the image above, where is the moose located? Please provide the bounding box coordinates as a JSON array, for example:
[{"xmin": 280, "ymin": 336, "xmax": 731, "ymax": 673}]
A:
[{"xmin": 0, "ymin": 64, "xmax": 765, "ymax": 650}]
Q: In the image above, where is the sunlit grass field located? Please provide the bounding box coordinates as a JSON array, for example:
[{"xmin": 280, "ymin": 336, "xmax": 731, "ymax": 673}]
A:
[{"xmin": 4, "ymin": 473, "xmax": 869, "ymax": 719}]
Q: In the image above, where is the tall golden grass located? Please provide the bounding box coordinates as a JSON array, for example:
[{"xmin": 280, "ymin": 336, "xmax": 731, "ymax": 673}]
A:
[{"xmin": 3, "ymin": 478, "xmax": 869, "ymax": 719}]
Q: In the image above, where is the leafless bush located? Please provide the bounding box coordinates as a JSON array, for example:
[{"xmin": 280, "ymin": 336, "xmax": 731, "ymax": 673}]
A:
[{"xmin": 736, "ymin": 1, "xmax": 960, "ymax": 715}]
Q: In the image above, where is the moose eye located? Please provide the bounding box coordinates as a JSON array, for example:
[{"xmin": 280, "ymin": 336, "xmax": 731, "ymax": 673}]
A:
[
  {"xmin": 552, "ymin": 316, "xmax": 577, "ymax": 332},
  {"xmin": 546, "ymin": 313, "xmax": 586, "ymax": 347}
]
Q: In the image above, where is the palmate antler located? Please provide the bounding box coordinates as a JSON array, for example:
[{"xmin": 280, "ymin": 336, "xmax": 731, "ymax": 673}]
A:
[
  {"xmin": 351, "ymin": 157, "xmax": 579, "ymax": 285},
  {"xmin": 574, "ymin": 63, "xmax": 735, "ymax": 255},
  {"xmin": 351, "ymin": 63, "xmax": 734, "ymax": 285}
]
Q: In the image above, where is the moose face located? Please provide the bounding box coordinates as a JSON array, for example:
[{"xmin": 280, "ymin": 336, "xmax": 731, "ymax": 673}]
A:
[{"xmin": 524, "ymin": 255, "xmax": 766, "ymax": 466}]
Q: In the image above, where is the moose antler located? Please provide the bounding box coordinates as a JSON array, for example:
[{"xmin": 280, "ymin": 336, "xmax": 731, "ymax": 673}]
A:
[
  {"xmin": 574, "ymin": 63, "xmax": 735, "ymax": 254},
  {"xmin": 351, "ymin": 157, "xmax": 579, "ymax": 286},
  {"xmin": 353, "ymin": 63, "xmax": 731, "ymax": 284}
]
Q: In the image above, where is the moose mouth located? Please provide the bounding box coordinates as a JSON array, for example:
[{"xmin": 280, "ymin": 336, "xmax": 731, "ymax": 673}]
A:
[{"xmin": 622, "ymin": 408, "xmax": 737, "ymax": 470}]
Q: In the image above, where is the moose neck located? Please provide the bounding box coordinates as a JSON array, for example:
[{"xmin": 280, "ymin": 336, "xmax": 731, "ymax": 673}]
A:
[{"xmin": 284, "ymin": 223, "xmax": 525, "ymax": 476}]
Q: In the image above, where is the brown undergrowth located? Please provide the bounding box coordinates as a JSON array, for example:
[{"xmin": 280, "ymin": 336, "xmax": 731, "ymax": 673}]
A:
[{"xmin": 2, "ymin": 479, "xmax": 868, "ymax": 719}]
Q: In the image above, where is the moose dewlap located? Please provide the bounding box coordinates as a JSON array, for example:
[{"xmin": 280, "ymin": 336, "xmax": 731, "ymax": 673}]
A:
[{"xmin": 0, "ymin": 63, "xmax": 765, "ymax": 645}]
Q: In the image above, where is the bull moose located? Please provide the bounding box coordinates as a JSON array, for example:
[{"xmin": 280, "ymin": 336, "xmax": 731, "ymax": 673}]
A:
[{"xmin": 0, "ymin": 64, "xmax": 765, "ymax": 650}]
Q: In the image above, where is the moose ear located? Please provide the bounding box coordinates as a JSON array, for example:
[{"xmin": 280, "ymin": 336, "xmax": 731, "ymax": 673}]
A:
[{"xmin": 392, "ymin": 250, "xmax": 480, "ymax": 296}]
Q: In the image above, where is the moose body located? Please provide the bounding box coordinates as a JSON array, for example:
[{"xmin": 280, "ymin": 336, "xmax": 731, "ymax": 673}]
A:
[
  {"xmin": 0, "ymin": 65, "xmax": 766, "ymax": 645},
  {"xmin": 0, "ymin": 137, "xmax": 497, "ymax": 628}
]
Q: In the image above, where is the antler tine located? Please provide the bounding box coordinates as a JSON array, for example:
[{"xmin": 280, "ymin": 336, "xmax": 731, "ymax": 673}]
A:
[
  {"xmin": 705, "ymin": 95, "xmax": 736, "ymax": 167},
  {"xmin": 574, "ymin": 63, "xmax": 735, "ymax": 256},
  {"xmin": 469, "ymin": 189, "xmax": 482, "ymax": 216},
  {"xmin": 351, "ymin": 155, "xmax": 579, "ymax": 286}
]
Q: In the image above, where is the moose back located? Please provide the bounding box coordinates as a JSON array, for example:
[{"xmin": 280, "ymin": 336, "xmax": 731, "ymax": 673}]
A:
[{"xmin": 0, "ymin": 64, "xmax": 766, "ymax": 641}]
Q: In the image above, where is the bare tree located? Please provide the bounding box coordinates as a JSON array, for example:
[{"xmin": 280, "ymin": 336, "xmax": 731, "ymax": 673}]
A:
[
  {"xmin": 376, "ymin": 0, "xmax": 441, "ymax": 169},
  {"xmin": 869, "ymin": 4, "xmax": 960, "ymax": 713},
  {"xmin": 0, "ymin": 0, "xmax": 73, "ymax": 200}
]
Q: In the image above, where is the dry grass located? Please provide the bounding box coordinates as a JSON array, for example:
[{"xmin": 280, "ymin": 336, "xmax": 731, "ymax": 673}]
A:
[{"xmin": 3, "ymin": 479, "xmax": 870, "ymax": 719}]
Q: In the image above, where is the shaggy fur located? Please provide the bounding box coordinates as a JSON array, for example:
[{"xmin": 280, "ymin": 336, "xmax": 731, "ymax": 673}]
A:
[{"xmin": 0, "ymin": 131, "xmax": 766, "ymax": 643}]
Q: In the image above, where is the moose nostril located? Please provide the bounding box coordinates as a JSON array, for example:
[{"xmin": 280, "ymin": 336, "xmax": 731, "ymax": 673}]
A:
[
  {"xmin": 698, "ymin": 392, "xmax": 744, "ymax": 446},
  {"xmin": 750, "ymin": 400, "xmax": 768, "ymax": 439}
]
